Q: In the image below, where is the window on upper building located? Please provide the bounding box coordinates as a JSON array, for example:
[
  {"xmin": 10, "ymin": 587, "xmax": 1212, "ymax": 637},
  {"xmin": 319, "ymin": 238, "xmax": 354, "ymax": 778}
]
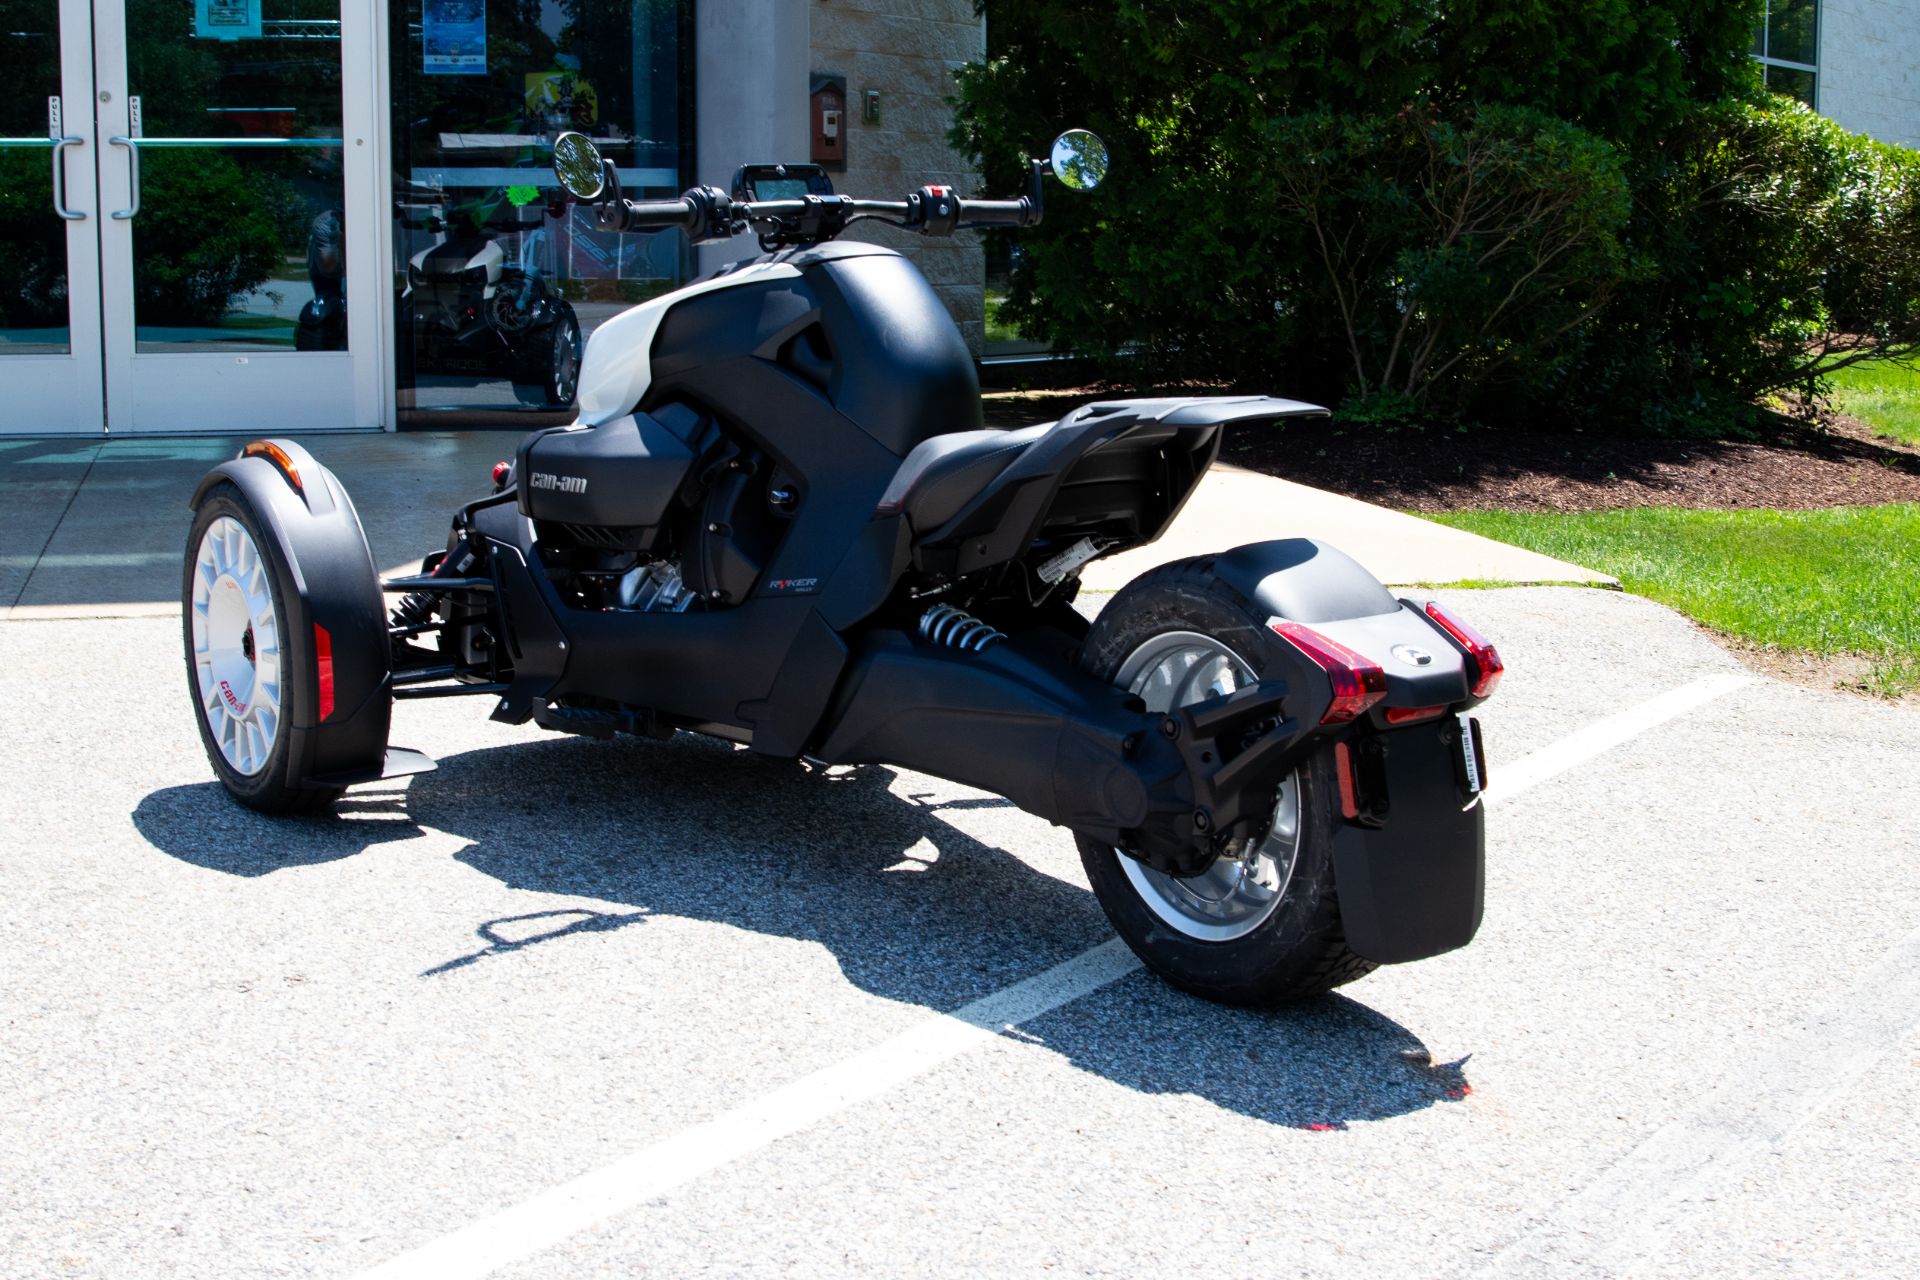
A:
[{"xmin": 1753, "ymin": 0, "xmax": 1819, "ymax": 108}]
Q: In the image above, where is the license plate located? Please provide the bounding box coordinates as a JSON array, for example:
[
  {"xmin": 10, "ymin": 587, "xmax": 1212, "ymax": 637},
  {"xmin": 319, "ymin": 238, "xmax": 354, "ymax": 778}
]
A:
[{"xmin": 1457, "ymin": 713, "xmax": 1485, "ymax": 794}]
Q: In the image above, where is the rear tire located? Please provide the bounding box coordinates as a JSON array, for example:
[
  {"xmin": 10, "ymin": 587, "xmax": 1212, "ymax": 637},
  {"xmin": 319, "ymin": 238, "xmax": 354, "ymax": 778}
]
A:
[
  {"xmin": 513, "ymin": 302, "xmax": 580, "ymax": 408},
  {"xmin": 183, "ymin": 484, "xmax": 344, "ymax": 814},
  {"xmin": 1077, "ymin": 557, "xmax": 1376, "ymax": 1006}
]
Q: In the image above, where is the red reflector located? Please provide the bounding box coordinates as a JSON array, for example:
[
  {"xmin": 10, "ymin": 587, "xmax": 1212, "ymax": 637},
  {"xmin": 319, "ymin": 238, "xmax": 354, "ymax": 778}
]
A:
[
  {"xmin": 1334, "ymin": 741, "xmax": 1359, "ymax": 820},
  {"xmin": 1384, "ymin": 704, "xmax": 1445, "ymax": 726},
  {"xmin": 491, "ymin": 460, "xmax": 511, "ymax": 486},
  {"xmin": 1270, "ymin": 619, "xmax": 1388, "ymax": 724},
  {"xmin": 1425, "ymin": 601, "xmax": 1504, "ymax": 698},
  {"xmin": 314, "ymin": 624, "xmax": 335, "ymax": 722}
]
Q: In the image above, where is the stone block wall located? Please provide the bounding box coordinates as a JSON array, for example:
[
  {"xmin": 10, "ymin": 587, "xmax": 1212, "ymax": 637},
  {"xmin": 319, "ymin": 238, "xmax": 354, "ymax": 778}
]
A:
[
  {"xmin": 1820, "ymin": 0, "xmax": 1920, "ymax": 149},
  {"xmin": 809, "ymin": 0, "xmax": 987, "ymax": 352}
]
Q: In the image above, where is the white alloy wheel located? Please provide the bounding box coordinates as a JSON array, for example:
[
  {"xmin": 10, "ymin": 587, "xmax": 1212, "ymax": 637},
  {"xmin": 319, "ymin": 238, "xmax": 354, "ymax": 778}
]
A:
[
  {"xmin": 190, "ymin": 516, "xmax": 283, "ymax": 776},
  {"xmin": 1111, "ymin": 630, "xmax": 1304, "ymax": 942}
]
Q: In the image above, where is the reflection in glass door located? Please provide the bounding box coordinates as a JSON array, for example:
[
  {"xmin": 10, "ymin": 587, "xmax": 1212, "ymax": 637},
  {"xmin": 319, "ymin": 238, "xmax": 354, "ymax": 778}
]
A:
[
  {"xmin": 0, "ymin": 0, "xmax": 105, "ymax": 434},
  {"xmin": 390, "ymin": 0, "xmax": 691, "ymax": 421}
]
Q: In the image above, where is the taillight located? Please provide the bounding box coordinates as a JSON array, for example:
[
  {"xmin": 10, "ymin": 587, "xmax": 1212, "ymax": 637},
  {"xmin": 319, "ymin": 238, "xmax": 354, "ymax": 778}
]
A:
[
  {"xmin": 1425, "ymin": 601, "xmax": 1504, "ymax": 698},
  {"xmin": 1269, "ymin": 619, "xmax": 1388, "ymax": 725}
]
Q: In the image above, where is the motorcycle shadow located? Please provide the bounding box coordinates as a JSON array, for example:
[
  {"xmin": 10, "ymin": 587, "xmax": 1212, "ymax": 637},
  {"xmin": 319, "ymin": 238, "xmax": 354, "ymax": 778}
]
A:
[{"xmin": 134, "ymin": 732, "xmax": 1470, "ymax": 1130}]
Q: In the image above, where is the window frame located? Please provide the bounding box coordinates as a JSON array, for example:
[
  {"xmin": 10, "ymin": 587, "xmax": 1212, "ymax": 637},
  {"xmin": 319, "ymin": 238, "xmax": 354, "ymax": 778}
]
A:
[{"xmin": 1752, "ymin": 0, "xmax": 1821, "ymax": 110}]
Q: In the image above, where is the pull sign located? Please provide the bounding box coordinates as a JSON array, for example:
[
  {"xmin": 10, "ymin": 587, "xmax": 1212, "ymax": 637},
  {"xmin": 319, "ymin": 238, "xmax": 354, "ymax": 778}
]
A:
[
  {"xmin": 128, "ymin": 95, "xmax": 143, "ymax": 138},
  {"xmin": 47, "ymin": 95, "xmax": 61, "ymax": 139}
]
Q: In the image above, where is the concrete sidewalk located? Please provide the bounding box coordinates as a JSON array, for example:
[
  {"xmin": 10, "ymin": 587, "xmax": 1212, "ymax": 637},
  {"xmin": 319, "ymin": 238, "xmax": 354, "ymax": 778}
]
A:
[
  {"xmin": 1083, "ymin": 463, "xmax": 1613, "ymax": 592},
  {"xmin": 0, "ymin": 432, "xmax": 1610, "ymax": 620}
]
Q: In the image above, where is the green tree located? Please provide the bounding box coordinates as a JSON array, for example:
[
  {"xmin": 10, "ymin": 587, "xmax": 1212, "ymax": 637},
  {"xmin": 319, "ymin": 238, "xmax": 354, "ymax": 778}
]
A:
[{"xmin": 952, "ymin": 0, "xmax": 1920, "ymax": 430}]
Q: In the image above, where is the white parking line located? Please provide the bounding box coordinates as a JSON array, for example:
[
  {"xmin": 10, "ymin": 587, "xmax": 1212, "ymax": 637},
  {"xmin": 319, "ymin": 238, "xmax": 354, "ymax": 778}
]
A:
[
  {"xmin": 355, "ymin": 672, "xmax": 1752, "ymax": 1280},
  {"xmin": 356, "ymin": 940, "xmax": 1142, "ymax": 1280},
  {"xmin": 1482, "ymin": 672, "xmax": 1751, "ymax": 805}
]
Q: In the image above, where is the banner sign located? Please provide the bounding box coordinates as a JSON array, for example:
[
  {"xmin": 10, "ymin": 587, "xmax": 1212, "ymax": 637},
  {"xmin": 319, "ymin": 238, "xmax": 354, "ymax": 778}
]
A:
[
  {"xmin": 195, "ymin": 0, "xmax": 261, "ymax": 41},
  {"xmin": 423, "ymin": 0, "xmax": 487, "ymax": 76}
]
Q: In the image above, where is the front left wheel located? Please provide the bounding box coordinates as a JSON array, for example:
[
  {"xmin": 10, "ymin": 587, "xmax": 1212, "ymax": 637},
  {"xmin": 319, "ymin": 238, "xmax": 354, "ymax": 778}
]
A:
[{"xmin": 183, "ymin": 484, "xmax": 344, "ymax": 813}]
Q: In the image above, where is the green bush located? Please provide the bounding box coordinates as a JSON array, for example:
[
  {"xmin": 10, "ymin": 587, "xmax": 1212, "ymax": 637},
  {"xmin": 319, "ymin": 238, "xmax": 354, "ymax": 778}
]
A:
[
  {"xmin": 1266, "ymin": 105, "xmax": 1629, "ymax": 416},
  {"xmin": 1569, "ymin": 100, "xmax": 1920, "ymax": 431},
  {"xmin": 0, "ymin": 148, "xmax": 295, "ymax": 331},
  {"xmin": 131, "ymin": 150, "xmax": 291, "ymax": 327},
  {"xmin": 0, "ymin": 150, "xmax": 69, "ymax": 331},
  {"xmin": 953, "ymin": 0, "xmax": 1920, "ymax": 433}
]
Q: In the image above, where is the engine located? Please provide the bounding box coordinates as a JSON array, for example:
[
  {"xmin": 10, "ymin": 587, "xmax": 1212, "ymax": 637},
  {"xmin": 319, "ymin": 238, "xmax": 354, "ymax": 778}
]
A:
[
  {"xmin": 514, "ymin": 401, "xmax": 797, "ymax": 615},
  {"xmin": 615, "ymin": 561, "xmax": 696, "ymax": 613}
]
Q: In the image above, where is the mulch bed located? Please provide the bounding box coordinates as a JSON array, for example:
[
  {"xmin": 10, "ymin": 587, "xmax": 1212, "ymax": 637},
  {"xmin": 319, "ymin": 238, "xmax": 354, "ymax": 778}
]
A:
[{"xmin": 982, "ymin": 388, "xmax": 1920, "ymax": 513}]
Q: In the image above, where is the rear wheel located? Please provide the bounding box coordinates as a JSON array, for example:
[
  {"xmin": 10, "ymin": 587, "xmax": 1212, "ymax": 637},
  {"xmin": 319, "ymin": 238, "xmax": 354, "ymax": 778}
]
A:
[
  {"xmin": 183, "ymin": 485, "xmax": 344, "ymax": 813},
  {"xmin": 512, "ymin": 302, "xmax": 580, "ymax": 408},
  {"xmin": 1077, "ymin": 558, "xmax": 1376, "ymax": 1005}
]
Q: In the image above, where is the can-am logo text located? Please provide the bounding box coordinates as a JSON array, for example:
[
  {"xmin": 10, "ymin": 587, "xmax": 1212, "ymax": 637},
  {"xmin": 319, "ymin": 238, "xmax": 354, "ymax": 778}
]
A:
[{"xmin": 531, "ymin": 472, "xmax": 588, "ymax": 495}]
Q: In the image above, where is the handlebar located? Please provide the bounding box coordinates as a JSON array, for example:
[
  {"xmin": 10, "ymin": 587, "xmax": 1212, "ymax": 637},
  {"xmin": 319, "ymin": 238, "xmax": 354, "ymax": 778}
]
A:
[{"xmin": 587, "ymin": 173, "xmax": 1043, "ymax": 248}]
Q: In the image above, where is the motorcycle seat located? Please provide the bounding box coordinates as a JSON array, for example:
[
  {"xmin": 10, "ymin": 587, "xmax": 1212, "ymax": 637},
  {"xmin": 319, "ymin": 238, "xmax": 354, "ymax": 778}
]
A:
[{"xmin": 875, "ymin": 424, "xmax": 1048, "ymax": 532}]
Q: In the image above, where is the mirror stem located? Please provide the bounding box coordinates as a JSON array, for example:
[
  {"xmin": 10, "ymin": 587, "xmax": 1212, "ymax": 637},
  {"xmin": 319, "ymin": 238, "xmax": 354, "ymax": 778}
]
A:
[{"xmin": 1025, "ymin": 157, "xmax": 1047, "ymax": 228}]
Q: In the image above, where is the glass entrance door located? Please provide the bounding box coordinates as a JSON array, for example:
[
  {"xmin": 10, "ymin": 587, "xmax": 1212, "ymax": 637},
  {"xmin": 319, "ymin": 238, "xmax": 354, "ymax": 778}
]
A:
[
  {"xmin": 0, "ymin": 0, "xmax": 105, "ymax": 434},
  {"xmin": 0, "ymin": 0, "xmax": 383, "ymax": 436}
]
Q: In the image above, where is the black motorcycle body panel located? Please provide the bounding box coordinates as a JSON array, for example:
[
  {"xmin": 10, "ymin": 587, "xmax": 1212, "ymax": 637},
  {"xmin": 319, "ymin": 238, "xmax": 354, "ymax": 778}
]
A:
[
  {"xmin": 194, "ymin": 236, "xmax": 1491, "ymax": 971},
  {"xmin": 476, "ymin": 397, "xmax": 1334, "ymax": 755}
]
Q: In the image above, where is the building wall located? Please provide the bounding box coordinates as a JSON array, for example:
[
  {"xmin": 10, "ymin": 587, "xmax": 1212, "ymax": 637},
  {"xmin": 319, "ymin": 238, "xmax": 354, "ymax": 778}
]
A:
[
  {"xmin": 808, "ymin": 0, "xmax": 987, "ymax": 352},
  {"xmin": 1820, "ymin": 0, "xmax": 1920, "ymax": 149},
  {"xmin": 694, "ymin": 0, "xmax": 811, "ymax": 275}
]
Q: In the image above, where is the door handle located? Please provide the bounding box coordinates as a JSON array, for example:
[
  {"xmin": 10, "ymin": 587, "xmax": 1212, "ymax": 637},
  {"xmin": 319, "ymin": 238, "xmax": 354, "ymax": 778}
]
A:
[
  {"xmin": 51, "ymin": 136, "xmax": 85, "ymax": 220},
  {"xmin": 109, "ymin": 135, "xmax": 140, "ymax": 220}
]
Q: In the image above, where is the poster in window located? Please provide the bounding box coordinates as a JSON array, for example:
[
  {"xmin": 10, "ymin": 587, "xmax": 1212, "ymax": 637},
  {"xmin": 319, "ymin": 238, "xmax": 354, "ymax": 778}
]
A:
[
  {"xmin": 424, "ymin": 0, "xmax": 488, "ymax": 76},
  {"xmin": 195, "ymin": 0, "xmax": 261, "ymax": 41}
]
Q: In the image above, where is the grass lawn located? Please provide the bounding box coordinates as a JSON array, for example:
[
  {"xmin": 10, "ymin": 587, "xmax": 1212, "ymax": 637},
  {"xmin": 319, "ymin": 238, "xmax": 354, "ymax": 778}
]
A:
[
  {"xmin": 985, "ymin": 291, "xmax": 1022, "ymax": 345},
  {"xmin": 1428, "ymin": 504, "xmax": 1920, "ymax": 697},
  {"xmin": 1827, "ymin": 360, "xmax": 1920, "ymax": 446}
]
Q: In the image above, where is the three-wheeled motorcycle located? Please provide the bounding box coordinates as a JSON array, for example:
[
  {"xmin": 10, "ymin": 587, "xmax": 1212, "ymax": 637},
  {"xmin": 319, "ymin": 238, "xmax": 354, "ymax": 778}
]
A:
[{"xmin": 182, "ymin": 130, "xmax": 1500, "ymax": 1006}]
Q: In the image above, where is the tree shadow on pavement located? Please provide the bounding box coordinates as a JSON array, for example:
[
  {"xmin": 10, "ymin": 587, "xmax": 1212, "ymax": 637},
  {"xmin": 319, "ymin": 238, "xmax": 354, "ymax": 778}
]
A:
[{"xmin": 134, "ymin": 731, "xmax": 1471, "ymax": 1130}]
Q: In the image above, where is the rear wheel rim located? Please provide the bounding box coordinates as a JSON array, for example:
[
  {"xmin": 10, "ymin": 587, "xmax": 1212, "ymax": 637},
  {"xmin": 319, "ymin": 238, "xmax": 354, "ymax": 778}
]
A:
[
  {"xmin": 190, "ymin": 516, "xmax": 282, "ymax": 777},
  {"xmin": 1111, "ymin": 630, "xmax": 1302, "ymax": 942}
]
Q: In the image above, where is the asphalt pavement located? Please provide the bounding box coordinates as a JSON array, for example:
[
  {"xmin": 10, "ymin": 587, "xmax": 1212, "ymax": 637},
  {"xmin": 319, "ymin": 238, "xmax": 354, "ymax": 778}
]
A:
[{"xmin": 3, "ymin": 586, "xmax": 1917, "ymax": 1278}]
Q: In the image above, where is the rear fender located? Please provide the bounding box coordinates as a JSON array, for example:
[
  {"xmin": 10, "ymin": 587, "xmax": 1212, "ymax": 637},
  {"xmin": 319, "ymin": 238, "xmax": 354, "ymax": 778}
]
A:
[
  {"xmin": 915, "ymin": 396, "xmax": 1326, "ymax": 578},
  {"xmin": 189, "ymin": 440, "xmax": 394, "ymax": 785},
  {"xmin": 1209, "ymin": 537, "xmax": 1485, "ymax": 963},
  {"xmin": 1210, "ymin": 539, "xmax": 1476, "ymax": 710}
]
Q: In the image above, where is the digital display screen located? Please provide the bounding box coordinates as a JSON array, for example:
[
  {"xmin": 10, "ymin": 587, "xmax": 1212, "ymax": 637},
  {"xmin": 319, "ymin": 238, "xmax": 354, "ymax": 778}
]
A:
[{"xmin": 751, "ymin": 178, "xmax": 809, "ymax": 200}]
